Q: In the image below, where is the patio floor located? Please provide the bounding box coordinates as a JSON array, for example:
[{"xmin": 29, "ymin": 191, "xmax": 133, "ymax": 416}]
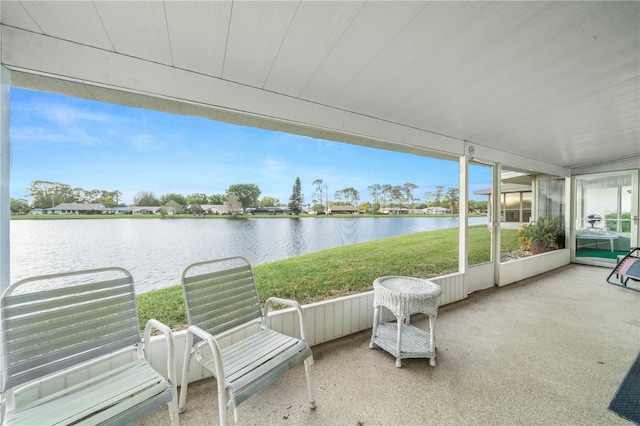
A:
[{"xmin": 136, "ymin": 264, "xmax": 640, "ymax": 425}]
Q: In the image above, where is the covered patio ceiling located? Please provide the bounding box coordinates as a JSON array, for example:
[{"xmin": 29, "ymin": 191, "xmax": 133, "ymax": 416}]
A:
[{"xmin": 1, "ymin": 1, "xmax": 639, "ymax": 174}]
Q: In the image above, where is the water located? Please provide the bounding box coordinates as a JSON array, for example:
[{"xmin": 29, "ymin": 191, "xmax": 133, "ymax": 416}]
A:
[{"xmin": 10, "ymin": 216, "xmax": 486, "ymax": 293}]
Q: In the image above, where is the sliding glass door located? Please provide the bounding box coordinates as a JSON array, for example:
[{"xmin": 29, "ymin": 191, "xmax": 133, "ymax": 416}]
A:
[{"xmin": 573, "ymin": 170, "xmax": 638, "ymax": 265}]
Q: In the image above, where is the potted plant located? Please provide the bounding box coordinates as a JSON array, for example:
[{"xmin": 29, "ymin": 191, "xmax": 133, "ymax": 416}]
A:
[{"xmin": 518, "ymin": 217, "xmax": 562, "ymax": 254}]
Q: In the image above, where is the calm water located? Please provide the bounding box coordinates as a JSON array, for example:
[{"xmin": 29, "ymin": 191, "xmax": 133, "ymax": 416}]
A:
[{"xmin": 11, "ymin": 216, "xmax": 486, "ymax": 293}]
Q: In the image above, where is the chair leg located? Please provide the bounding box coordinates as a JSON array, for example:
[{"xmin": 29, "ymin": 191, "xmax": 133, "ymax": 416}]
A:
[
  {"xmin": 167, "ymin": 399, "xmax": 179, "ymax": 426},
  {"xmin": 178, "ymin": 335, "xmax": 194, "ymax": 413},
  {"xmin": 217, "ymin": 379, "xmax": 229, "ymax": 425},
  {"xmin": 304, "ymin": 357, "xmax": 316, "ymax": 409}
]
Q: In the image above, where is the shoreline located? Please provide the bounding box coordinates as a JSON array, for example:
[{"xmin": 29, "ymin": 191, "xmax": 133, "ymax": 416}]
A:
[{"xmin": 11, "ymin": 213, "xmax": 483, "ymax": 220}]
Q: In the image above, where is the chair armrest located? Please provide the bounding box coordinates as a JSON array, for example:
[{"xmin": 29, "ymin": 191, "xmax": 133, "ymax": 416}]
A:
[
  {"xmin": 143, "ymin": 319, "xmax": 176, "ymax": 388},
  {"xmin": 186, "ymin": 325, "xmax": 225, "ymax": 380},
  {"xmin": 264, "ymin": 297, "xmax": 308, "ymax": 342}
]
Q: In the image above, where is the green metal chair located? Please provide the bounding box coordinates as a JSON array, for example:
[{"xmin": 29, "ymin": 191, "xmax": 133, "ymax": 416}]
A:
[{"xmin": 178, "ymin": 256, "xmax": 315, "ymax": 425}]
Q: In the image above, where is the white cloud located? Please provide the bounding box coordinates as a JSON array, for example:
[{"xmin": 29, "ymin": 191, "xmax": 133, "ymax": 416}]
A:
[
  {"xmin": 129, "ymin": 133, "xmax": 165, "ymax": 151},
  {"xmin": 260, "ymin": 157, "xmax": 288, "ymax": 175}
]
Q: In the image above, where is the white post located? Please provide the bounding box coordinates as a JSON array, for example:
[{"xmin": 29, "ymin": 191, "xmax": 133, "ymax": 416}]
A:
[
  {"xmin": 0, "ymin": 65, "xmax": 10, "ymax": 293},
  {"xmin": 458, "ymin": 155, "xmax": 468, "ymax": 275},
  {"xmin": 493, "ymin": 163, "xmax": 502, "ymax": 284}
]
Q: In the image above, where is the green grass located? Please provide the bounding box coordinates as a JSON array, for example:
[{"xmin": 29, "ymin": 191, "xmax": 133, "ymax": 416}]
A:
[{"xmin": 136, "ymin": 226, "xmax": 519, "ymax": 331}]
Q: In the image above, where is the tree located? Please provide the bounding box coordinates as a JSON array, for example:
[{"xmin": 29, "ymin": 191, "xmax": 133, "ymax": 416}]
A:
[
  {"xmin": 389, "ymin": 185, "xmax": 404, "ymax": 206},
  {"xmin": 423, "ymin": 191, "xmax": 435, "ymax": 207},
  {"xmin": 367, "ymin": 184, "xmax": 382, "ymax": 212},
  {"xmin": 208, "ymin": 194, "xmax": 226, "ymax": 205},
  {"xmin": 312, "ymin": 179, "xmax": 325, "ymax": 214},
  {"xmin": 468, "ymin": 199, "xmax": 487, "ymax": 213},
  {"xmin": 434, "ymin": 185, "xmax": 444, "ymax": 206},
  {"xmin": 83, "ymin": 189, "xmax": 101, "ymax": 203},
  {"xmin": 444, "ymin": 187, "xmax": 459, "ymax": 213},
  {"xmin": 133, "ymin": 191, "xmax": 159, "ymax": 206},
  {"xmin": 10, "ymin": 198, "xmax": 30, "ymax": 215},
  {"xmin": 26, "ymin": 180, "xmax": 75, "ymax": 208},
  {"xmin": 402, "ymin": 183, "xmax": 419, "ymax": 209},
  {"xmin": 381, "ymin": 184, "xmax": 392, "ymax": 208},
  {"xmin": 224, "ymin": 193, "xmax": 243, "ymax": 216},
  {"xmin": 185, "ymin": 193, "xmax": 208, "ymax": 206},
  {"xmin": 310, "ymin": 203, "xmax": 325, "ymax": 214},
  {"xmin": 160, "ymin": 193, "xmax": 186, "ymax": 207},
  {"xmin": 259, "ymin": 196, "xmax": 280, "ymax": 207},
  {"xmin": 288, "ymin": 177, "xmax": 304, "ymax": 215},
  {"xmin": 164, "ymin": 200, "xmax": 184, "ymax": 214},
  {"xmin": 334, "ymin": 187, "xmax": 359, "ymax": 205},
  {"xmin": 96, "ymin": 190, "xmax": 123, "ymax": 208},
  {"xmin": 226, "ymin": 184, "xmax": 261, "ymax": 213}
]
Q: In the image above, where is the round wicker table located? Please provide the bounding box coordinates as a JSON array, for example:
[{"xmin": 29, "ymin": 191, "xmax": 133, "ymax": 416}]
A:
[{"xmin": 369, "ymin": 276, "xmax": 442, "ymax": 367}]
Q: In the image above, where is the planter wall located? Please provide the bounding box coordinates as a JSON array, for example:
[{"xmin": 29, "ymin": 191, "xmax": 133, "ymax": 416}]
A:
[{"xmin": 498, "ymin": 248, "xmax": 570, "ymax": 287}]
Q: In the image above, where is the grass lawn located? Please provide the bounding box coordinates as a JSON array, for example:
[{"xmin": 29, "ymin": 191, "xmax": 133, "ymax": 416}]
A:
[{"xmin": 137, "ymin": 226, "xmax": 520, "ymax": 331}]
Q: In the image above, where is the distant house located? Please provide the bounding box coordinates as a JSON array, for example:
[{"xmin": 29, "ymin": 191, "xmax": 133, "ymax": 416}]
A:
[
  {"xmin": 379, "ymin": 207, "xmax": 408, "ymax": 214},
  {"xmin": 424, "ymin": 206, "xmax": 451, "ymax": 214},
  {"xmin": 112, "ymin": 207, "xmax": 132, "ymax": 214},
  {"xmin": 473, "ymin": 183, "xmax": 532, "ymax": 223},
  {"xmin": 186, "ymin": 204, "xmax": 229, "ymax": 215},
  {"xmin": 252, "ymin": 207, "xmax": 291, "ymax": 215},
  {"xmin": 203, "ymin": 204, "xmax": 228, "ymax": 215},
  {"xmin": 131, "ymin": 206, "xmax": 162, "ymax": 214},
  {"xmin": 46, "ymin": 203, "xmax": 108, "ymax": 215},
  {"xmin": 328, "ymin": 205, "xmax": 360, "ymax": 214}
]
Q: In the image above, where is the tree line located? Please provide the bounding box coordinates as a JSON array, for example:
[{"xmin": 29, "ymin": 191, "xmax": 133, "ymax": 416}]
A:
[{"xmin": 10, "ymin": 179, "xmax": 486, "ymax": 215}]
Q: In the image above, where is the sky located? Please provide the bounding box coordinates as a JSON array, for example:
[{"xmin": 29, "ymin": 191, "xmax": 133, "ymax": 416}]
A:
[{"xmin": 10, "ymin": 87, "xmax": 491, "ymax": 205}]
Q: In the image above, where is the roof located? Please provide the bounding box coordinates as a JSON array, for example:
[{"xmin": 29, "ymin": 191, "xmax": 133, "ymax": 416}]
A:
[
  {"xmin": 49, "ymin": 203, "xmax": 107, "ymax": 211},
  {"xmin": 1, "ymin": 2, "xmax": 639, "ymax": 173},
  {"xmin": 329, "ymin": 205, "xmax": 359, "ymax": 212},
  {"xmin": 473, "ymin": 184, "xmax": 533, "ymax": 196}
]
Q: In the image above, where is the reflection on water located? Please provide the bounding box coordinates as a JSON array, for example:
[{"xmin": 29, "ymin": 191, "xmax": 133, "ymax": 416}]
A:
[{"xmin": 10, "ymin": 216, "xmax": 486, "ymax": 293}]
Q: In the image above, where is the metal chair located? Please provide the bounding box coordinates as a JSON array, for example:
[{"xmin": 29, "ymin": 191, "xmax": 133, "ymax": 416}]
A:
[
  {"xmin": 607, "ymin": 247, "xmax": 640, "ymax": 292},
  {"xmin": 178, "ymin": 256, "xmax": 315, "ymax": 424},
  {"xmin": 0, "ymin": 267, "xmax": 178, "ymax": 425}
]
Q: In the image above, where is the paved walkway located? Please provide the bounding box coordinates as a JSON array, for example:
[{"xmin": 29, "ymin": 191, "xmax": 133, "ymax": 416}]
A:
[{"xmin": 136, "ymin": 264, "xmax": 640, "ymax": 425}]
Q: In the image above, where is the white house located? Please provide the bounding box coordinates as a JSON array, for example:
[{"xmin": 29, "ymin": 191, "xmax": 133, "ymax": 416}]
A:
[
  {"xmin": 46, "ymin": 203, "xmax": 108, "ymax": 215},
  {"xmin": 424, "ymin": 206, "xmax": 451, "ymax": 214}
]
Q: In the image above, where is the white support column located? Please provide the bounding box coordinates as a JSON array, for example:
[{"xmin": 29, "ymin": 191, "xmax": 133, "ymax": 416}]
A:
[
  {"xmin": 493, "ymin": 163, "xmax": 502, "ymax": 285},
  {"xmin": 0, "ymin": 65, "xmax": 10, "ymax": 293},
  {"xmin": 458, "ymin": 155, "xmax": 468, "ymax": 275}
]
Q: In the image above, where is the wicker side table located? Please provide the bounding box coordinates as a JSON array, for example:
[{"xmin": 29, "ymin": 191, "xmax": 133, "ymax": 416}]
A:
[{"xmin": 369, "ymin": 276, "xmax": 442, "ymax": 368}]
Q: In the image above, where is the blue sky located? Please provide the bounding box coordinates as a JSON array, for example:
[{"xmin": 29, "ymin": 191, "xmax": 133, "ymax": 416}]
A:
[{"xmin": 10, "ymin": 88, "xmax": 491, "ymax": 205}]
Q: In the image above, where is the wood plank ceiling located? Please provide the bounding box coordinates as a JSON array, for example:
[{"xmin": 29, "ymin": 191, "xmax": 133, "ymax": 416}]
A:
[{"xmin": 1, "ymin": 1, "xmax": 638, "ymax": 171}]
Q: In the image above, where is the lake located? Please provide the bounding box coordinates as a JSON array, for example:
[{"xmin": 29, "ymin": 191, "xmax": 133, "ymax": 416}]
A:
[{"xmin": 10, "ymin": 216, "xmax": 487, "ymax": 293}]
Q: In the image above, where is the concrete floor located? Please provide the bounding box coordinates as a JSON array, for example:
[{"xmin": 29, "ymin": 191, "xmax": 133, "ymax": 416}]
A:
[{"xmin": 136, "ymin": 264, "xmax": 640, "ymax": 425}]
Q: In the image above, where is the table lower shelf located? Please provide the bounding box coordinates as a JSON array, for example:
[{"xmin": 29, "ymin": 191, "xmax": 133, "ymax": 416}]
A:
[{"xmin": 370, "ymin": 322, "xmax": 436, "ymax": 367}]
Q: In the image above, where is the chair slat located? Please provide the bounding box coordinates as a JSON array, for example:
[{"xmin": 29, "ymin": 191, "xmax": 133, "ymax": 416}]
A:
[
  {"xmin": 5, "ymin": 359, "xmax": 172, "ymax": 425},
  {"xmin": 183, "ymin": 260, "xmax": 262, "ymax": 336},
  {"xmin": 4, "ymin": 308, "xmax": 137, "ymax": 343},
  {"xmin": 2, "ymin": 276, "xmax": 132, "ymax": 306}
]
